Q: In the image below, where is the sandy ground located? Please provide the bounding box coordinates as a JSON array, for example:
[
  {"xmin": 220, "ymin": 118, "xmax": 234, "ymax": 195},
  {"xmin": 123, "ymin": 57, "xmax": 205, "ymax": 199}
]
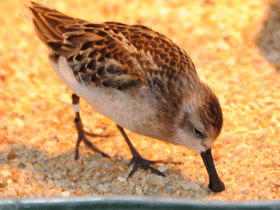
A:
[{"xmin": 0, "ymin": 0, "xmax": 279, "ymax": 200}]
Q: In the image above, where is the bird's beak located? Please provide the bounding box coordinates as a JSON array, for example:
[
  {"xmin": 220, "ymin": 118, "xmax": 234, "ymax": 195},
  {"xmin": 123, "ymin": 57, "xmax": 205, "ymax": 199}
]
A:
[{"xmin": 200, "ymin": 148, "xmax": 225, "ymax": 192}]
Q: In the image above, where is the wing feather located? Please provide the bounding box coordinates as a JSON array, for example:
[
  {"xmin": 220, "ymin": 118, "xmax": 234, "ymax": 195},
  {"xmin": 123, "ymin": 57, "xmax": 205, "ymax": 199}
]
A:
[{"xmin": 26, "ymin": 1, "xmax": 198, "ymax": 97}]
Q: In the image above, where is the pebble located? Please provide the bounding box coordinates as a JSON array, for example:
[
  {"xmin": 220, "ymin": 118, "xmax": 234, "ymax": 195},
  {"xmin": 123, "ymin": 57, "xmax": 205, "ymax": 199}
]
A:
[
  {"xmin": 255, "ymin": 129, "xmax": 268, "ymax": 139},
  {"xmin": 188, "ymin": 183, "xmax": 200, "ymax": 191},
  {"xmin": 102, "ymin": 163, "xmax": 109, "ymax": 169},
  {"xmin": 93, "ymin": 153, "xmax": 102, "ymax": 159},
  {"xmin": 61, "ymin": 191, "xmax": 71, "ymax": 197},
  {"xmin": 1, "ymin": 170, "xmax": 11, "ymax": 177},
  {"xmin": 117, "ymin": 176, "xmax": 126, "ymax": 182},
  {"xmin": 240, "ymin": 187, "xmax": 249, "ymax": 195},
  {"xmin": 182, "ymin": 183, "xmax": 191, "ymax": 191},
  {"xmin": 128, "ymin": 181, "xmax": 135, "ymax": 187},
  {"xmin": 80, "ymin": 184, "xmax": 90, "ymax": 193},
  {"xmin": 135, "ymin": 186, "xmax": 144, "ymax": 196},
  {"xmin": 147, "ymin": 176, "xmax": 165, "ymax": 186},
  {"xmin": 18, "ymin": 163, "xmax": 26, "ymax": 169},
  {"xmin": 0, "ymin": 181, "xmax": 7, "ymax": 188},
  {"xmin": 157, "ymin": 165, "xmax": 169, "ymax": 173},
  {"xmin": 166, "ymin": 185, "xmax": 175, "ymax": 192},
  {"xmin": 7, "ymin": 151, "xmax": 16, "ymax": 160},
  {"xmin": 97, "ymin": 184, "xmax": 108, "ymax": 192},
  {"xmin": 94, "ymin": 128, "xmax": 104, "ymax": 135},
  {"xmin": 233, "ymin": 144, "xmax": 245, "ymax": 155}
]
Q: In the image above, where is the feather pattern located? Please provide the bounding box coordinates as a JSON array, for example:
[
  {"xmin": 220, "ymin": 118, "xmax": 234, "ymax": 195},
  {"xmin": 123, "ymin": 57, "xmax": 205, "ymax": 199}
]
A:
[
  {"xmin": 26, "ymin": 2, "xmax": 198, "ymax": 98},
  {"xmin": 25, "ymin": 1, "xmax": 223, "ymax": 153}
]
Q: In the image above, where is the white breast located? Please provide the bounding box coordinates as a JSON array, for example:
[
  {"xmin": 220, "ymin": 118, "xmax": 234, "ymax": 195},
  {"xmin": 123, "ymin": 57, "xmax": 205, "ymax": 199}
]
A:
[{"xmin": 50, "ymin": 56, "xmax": 164, "ymax": 139}]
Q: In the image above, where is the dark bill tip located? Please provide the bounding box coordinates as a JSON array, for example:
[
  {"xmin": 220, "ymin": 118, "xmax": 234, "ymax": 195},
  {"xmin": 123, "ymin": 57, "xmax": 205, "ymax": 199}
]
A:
[{"xmin": 200, "ymin": 149, "xmax": 225, "ymax": 193}]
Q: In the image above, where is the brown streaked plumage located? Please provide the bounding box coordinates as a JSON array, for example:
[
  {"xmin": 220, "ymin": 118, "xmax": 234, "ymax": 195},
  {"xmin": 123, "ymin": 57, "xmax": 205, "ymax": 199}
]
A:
[{"xmin": 25, "ymin": 1, "xmax": 225, "ymax": 192}]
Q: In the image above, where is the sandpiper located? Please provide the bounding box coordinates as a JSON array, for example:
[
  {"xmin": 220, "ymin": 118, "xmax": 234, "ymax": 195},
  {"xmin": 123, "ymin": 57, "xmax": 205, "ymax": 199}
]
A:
[{"xmin": 25, "ymin": 1, "xmax": 225, "ymax": 192}]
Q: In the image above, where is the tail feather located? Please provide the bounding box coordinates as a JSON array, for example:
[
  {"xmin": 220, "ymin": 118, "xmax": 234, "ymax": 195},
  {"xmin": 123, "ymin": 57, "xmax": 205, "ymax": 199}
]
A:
[
  {"xmin": 25, "ymin": 2, "xmax": 64, "ymax": 40},
  {"xmin": 25, "ymin": 1, "xmax": 88, "ymax": 55}
]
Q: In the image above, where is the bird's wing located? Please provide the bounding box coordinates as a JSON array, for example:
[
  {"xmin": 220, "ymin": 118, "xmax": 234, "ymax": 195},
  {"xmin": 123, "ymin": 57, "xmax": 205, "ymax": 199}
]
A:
[{"xmin": 25, "ymin": 1, "xmax": 197, "ymax": 96}]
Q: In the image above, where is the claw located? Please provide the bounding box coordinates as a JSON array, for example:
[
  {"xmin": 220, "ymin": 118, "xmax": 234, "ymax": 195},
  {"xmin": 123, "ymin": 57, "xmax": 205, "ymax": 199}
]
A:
[
  {"xmin": 116, "ymin": 125, "xmax": 179, "ymax": 178},
  {"xmin": 127, "ymin": 155, "xmax": 166, "ymax": 179},
  {"xmin": 72, "ymin": 93, "xmax": 109, "ymax": 159}
]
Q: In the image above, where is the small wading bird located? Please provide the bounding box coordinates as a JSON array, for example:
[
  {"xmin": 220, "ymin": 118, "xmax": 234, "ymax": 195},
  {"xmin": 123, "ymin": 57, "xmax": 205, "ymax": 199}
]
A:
[{"xmin": 25, "ymin": 1, "xmax": 225, "ymax": 192}]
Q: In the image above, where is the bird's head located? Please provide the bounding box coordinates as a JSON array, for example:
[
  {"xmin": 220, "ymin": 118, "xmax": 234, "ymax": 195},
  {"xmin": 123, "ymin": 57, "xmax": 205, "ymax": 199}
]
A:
[{"xmin": 173, "ymin": 82, "xmax": 225, "ymax": 192}]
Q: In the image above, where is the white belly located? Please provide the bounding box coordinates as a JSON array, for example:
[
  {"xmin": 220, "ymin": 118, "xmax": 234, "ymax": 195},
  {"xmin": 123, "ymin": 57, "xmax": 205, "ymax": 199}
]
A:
[{"xmin": 50, "ymin": 56, "xmax": 164, "ymax": 139}]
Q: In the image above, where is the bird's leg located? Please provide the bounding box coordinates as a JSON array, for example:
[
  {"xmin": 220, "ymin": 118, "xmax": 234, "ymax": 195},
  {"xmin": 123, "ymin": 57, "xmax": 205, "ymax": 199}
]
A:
[
  {"xmin": 71, "ymin": 94, "xmax": 109, "ymax": 159},
  {"xmin": 117, "ymin": 125, "xmax": 174, "ymax": 178}
]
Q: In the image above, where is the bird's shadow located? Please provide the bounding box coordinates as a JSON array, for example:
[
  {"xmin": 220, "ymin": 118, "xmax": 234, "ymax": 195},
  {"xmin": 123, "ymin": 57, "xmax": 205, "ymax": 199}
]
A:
[
  {"xmin": 0, "ymin": 142, "xmax": 210, "ymax": 198},
  {"xmin": 256, "ymin": 0, "xmax": 280, "ymax": 71}
]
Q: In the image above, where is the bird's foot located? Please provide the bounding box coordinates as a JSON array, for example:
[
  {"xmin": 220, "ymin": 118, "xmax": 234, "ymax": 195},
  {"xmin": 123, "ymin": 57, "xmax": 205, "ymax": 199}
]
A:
[
  {"xmin": 127, "ymin": 155, "xmax": 181, "ymax": 178},
  {"xmin": 74, "ymin": 115, "xmax": 110, "ymax": 160}
]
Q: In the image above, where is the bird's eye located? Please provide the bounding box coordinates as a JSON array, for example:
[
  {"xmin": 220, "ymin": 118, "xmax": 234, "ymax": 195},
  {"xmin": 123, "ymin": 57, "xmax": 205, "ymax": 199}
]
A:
[{"xmin": 193, "ymin": 128, "xmax": 205, "ymax": 138}]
